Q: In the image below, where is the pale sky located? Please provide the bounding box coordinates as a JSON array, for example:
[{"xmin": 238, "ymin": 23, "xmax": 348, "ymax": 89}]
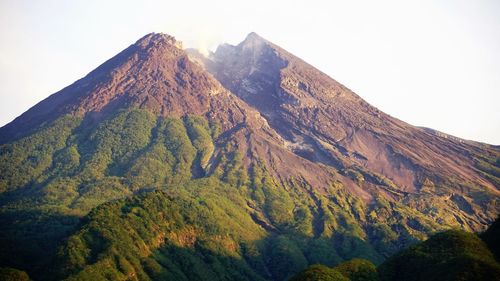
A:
[{"xmin": 1, "ymin": 0, "xmax": 499, "ymax": 144}]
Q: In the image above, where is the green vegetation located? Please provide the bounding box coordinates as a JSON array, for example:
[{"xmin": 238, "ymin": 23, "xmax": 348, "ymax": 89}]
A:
[
  {"xmin": 0, "ymin": 267, "xmax": 31, "ymax": 281},
  {"xmin": 184, "ymin": 115, "xmax": 215, "ymax": 171},
  {"xmin": 334, "ymin": 259, "xmax": 378, "ymax": 281},
  {"xmin": 289, "ymin": 264, "xmax": 348, "ymax": 281},
  {"xmin": 50, "ymin": 177, "xmax": 388, "ymax": 281},
  {"xmin": 0, "ymin": 108, "xmax": 497, "ymax": 280},
  {"xmin": 56, "ymin": 180, "xmax": 267, "ymax": 281},
  {"xmin": 378, "ymin": 229, "xmax": 500, "ymax": 281},
  {"xmin": 80, "ymin": 109, "xmax": 156, "ymax": 180},
  {"xmin": 289, "ymin": 220, "xmax": 500, "ymax": 281},
  {"xmin": 480, "ymin": 215, "xmax": 499, "ymax": 260},
  {"xmin": 0, "ymin": 115, "xmax": 81, "ymax": 192}
]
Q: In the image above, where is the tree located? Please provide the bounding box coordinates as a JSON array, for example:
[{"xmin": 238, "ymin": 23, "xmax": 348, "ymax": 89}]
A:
[
  {"xmin": 289, "ymin": 264, "xmax": 348, "ymax": 281},
  {"xmin": 334, "ymin": 259, "xmax": 379, "ymax": 281},
  {"xmin": 0, "ymin": 267, "xmax": 30, "ymax": 281},
  {"xmin": 378, "ymin": 230, "xmax": 500, "ymax": 281}
]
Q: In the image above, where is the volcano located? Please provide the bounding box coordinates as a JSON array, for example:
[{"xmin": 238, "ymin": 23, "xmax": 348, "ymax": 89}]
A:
[{"xmin": 0, "ymin": 32, "xmax": 498, "ymax": 281}]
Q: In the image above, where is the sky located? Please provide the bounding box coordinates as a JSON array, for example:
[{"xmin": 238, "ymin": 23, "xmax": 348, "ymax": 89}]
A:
[{"xmin": 0, "ymin": 0, "xmax": 499, "ymax": 144}]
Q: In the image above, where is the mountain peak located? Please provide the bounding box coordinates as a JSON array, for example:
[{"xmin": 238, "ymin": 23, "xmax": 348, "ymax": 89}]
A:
[
  {"xmin": 135, "ymin": 32, "xmax": 183, "ymax": 49},
  {"xmin": 245, "ymin": 32, "xmax": 264, "ymax": 41},
  {"xmin": 239, "ymin": 32, "xmax": 268, "ymax": 49},
  {"xmin": 0, "ymin": 32, "xmax": 210, "ymax": 143}
]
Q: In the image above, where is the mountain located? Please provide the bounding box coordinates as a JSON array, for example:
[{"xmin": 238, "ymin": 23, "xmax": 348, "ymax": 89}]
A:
[{"xmin": 0, "ymin": 32, "xmax": 498, "ymax": 280}]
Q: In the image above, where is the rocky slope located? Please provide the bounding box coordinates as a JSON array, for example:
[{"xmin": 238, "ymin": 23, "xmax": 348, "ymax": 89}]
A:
[{"xmin": 201, "ymin": 32, "xmax": 499, "ymax": 230}]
